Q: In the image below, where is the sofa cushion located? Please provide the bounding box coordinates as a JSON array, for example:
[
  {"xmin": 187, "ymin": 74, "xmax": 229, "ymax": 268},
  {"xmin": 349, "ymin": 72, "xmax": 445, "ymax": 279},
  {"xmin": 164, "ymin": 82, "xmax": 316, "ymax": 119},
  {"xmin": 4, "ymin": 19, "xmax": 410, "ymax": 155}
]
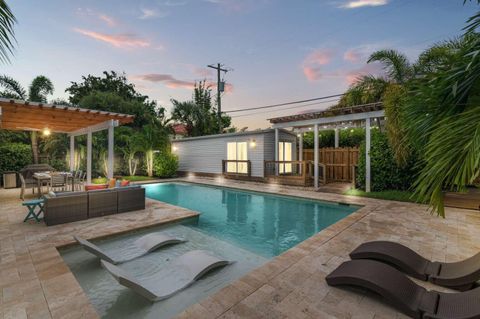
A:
[{"xmin": 85, "ymin": 184, "xmax": 108, "ymax": 191}]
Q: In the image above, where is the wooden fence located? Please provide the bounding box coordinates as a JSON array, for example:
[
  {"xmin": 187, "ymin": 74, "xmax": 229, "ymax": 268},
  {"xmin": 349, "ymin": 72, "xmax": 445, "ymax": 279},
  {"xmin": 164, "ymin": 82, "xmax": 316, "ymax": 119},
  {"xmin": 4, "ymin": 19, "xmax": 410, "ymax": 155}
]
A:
[{"xmin": 303, "ymin": 147, "xmax": 359, "ymax": 182}]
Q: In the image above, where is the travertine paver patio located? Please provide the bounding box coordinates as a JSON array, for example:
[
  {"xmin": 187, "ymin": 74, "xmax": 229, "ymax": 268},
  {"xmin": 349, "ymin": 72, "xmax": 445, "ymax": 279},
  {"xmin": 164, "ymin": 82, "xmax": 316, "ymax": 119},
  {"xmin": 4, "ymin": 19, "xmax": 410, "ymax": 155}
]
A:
[{"xmin": 1, "ymin": 178, "xmax": 479, "ymax": 319}]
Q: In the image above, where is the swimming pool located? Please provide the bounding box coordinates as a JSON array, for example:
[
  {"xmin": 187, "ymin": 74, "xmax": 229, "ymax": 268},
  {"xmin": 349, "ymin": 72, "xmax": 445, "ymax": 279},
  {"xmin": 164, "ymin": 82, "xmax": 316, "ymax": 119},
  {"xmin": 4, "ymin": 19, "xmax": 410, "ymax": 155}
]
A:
[
  {"xmin": 144, "ymin": 182, "xmax": 359, "ymax": 257},
  {"xmin": 61, "ymin": 182, "xmax": 359, "ymax": 318}
]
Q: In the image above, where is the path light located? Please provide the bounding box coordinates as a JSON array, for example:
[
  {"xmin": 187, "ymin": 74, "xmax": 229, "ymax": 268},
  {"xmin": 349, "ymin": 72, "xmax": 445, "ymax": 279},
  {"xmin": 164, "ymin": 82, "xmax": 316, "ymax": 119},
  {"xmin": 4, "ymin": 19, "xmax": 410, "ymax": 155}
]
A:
[{"xmin": 42, "ymin": 127, "xmax": 51, "ymax": 136}]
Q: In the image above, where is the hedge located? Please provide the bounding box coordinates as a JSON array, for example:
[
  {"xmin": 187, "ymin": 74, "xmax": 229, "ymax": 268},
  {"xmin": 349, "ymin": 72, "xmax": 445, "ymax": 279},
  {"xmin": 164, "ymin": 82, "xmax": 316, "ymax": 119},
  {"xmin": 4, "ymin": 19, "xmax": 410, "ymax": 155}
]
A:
[
  {"xmin": 356, "ymin": 131, "xmax": 417, "ymax": 191},
  {"xmin": 0, "ymin": 143, "xmax": 32, "ymax": 174},
  {"xmin": 153, "ymin": 152, "xmax": 179, "ymax": 178},
  {"xmin": 303, "ymin": 128, "xmax": 365, "ymax": 148}
]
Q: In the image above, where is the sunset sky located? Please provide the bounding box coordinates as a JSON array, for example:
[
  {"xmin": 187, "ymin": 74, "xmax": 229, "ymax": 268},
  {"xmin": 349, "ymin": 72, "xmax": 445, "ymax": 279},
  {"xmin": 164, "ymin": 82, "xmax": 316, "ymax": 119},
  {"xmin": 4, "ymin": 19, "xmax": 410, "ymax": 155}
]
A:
[{"xmin": 4, "ymin": 0, "xmax": 477, "ymax": 129}]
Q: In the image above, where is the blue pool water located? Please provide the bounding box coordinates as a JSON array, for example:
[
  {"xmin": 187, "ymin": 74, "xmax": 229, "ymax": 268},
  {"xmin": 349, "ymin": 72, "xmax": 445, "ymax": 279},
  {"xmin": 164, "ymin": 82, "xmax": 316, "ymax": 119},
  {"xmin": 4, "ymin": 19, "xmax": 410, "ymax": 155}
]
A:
[{"xmin": 144, "ymin": 182, "xmax": 359, "ymax": 258}]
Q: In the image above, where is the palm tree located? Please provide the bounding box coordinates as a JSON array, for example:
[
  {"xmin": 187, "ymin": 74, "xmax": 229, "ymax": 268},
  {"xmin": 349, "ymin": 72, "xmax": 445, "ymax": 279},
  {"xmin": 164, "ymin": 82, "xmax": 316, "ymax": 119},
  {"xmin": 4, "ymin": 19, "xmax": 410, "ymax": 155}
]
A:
[
  {"xmin": 367, "ymin": 49, "xmax": 413, "ymax": 84},
  {"xmin": 0, "ymin": 1, "xmax": 16, "ymax": 64},
  {"xmin": 0, "ymin": 75, "xmax": 54, "ymax": 163}
]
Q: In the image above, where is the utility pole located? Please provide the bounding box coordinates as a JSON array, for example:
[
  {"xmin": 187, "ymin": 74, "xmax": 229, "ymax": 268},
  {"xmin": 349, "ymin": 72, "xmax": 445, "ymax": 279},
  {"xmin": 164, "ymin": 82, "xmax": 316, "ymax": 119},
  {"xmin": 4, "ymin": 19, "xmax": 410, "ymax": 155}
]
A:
[{"xmin": 207, "ymin": 63, "xmax": 228, "ymax": 133}]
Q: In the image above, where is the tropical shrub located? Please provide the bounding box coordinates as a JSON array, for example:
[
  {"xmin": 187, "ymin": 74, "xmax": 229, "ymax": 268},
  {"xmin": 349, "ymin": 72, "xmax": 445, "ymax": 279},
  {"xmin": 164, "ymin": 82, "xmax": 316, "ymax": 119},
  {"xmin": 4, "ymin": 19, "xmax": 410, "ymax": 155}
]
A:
[
  {"xmin": 153, "ymin": 152, "xmax": 178, "ymax": 178},
  {"xmin": 356, "ymin": 131, "xmax": 417, "ymax": 192},
  {"xmin": 0, "ymin": 143, "xmax": 32, "ymax": 173},
  {"xmin": 302, "ymin": 128, "xmax": 365, "ymax": 149}
]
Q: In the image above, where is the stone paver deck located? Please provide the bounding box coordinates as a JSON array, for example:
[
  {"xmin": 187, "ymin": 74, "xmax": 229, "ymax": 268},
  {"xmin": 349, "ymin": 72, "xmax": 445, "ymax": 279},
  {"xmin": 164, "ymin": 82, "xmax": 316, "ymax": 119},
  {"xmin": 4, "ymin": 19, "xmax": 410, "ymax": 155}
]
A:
[{"xmin": 1, "ymin": 178, "xmax": 479, "ymax": 319}]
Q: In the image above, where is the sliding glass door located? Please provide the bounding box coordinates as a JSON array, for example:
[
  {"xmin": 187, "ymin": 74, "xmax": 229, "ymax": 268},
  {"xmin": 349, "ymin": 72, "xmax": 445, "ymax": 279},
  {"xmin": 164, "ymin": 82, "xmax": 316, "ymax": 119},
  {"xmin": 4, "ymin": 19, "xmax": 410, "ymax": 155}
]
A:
[{"xmin": 278, "ymin": 142, "xmax": 292, "ymax": 174}]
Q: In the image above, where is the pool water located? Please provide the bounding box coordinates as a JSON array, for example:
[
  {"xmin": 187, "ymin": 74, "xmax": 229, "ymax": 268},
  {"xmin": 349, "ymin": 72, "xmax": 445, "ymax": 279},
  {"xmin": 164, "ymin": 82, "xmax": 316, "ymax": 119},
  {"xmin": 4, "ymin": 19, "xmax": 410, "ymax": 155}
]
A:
[
  {"xmin": 61, "ymin": 182, "xmax": 359, "ymax": 319},
  {"xmin": 144, "ymin": 182, "xmax": 358, "ymax": 257}
]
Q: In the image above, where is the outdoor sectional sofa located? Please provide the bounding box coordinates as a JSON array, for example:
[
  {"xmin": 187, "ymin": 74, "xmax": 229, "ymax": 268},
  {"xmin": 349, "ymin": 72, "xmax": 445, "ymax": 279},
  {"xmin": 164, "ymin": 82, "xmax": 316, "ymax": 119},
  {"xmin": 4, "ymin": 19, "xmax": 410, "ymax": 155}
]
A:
[{"xmin": 43, "ymin": 186, "xmax": 145, "ymax": 226}]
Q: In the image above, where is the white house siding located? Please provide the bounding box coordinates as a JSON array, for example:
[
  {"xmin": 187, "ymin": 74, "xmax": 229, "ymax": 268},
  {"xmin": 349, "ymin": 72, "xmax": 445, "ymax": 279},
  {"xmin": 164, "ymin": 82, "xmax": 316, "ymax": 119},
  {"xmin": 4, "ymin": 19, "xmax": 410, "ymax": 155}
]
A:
[
  {"xmin": 263, "ymin": 131, "xmax": 297, "ymax": 161},
  {"xmin": 172, "ymin": 133, "xmax": 266, "ymax": 177}
]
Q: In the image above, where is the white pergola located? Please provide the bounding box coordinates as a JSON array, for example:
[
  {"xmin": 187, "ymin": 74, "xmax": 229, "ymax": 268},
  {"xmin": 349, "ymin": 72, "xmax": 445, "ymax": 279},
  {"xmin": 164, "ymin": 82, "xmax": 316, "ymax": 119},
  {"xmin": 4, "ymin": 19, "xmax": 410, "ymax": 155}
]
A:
[
  {"xmin": 269, "ymin": 102, "xmax": 385, "ymax": 192},
  {"xmin": 0, "ymin": 98, "xmax": 134, "ymax": 184}
]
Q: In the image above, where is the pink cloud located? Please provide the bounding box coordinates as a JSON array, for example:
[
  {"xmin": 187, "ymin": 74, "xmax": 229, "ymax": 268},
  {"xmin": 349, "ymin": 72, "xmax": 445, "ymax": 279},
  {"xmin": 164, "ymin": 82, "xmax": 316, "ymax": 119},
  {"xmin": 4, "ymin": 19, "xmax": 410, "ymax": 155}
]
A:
[
  {"xmin": 302, "ymin": 49, "xmax": 334, "ymax": 82},
  {"xmin": 134, "ymin": 73, "xmax": 234, "ymax": 93},
  {"xmin": 98, "ymin": 14, "xmax": 117, "ymax": 27},
  {"xmin": 74, "ymin": 28, "xmax": 150, "ymax": 48},
  {"xmin": 344, "ymin": 49, "xmax": 363, "ymax": 63}
]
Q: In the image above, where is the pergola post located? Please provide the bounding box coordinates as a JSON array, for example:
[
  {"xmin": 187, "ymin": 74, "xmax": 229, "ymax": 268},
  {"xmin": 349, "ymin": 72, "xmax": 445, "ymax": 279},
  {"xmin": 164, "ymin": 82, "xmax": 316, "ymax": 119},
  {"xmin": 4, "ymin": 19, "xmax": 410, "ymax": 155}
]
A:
[
  {"xmin": 274, "ymin": 128, "xmax": 279, "ymax": 175},
  {"xmin": 334, "ymin": 128, "xmax": 339, "ymax": 148},
  {"xmin": 365, "ymin": 117, "xmax": 371, "ymax": 193},
  {"xmin": 314, "ymin": 123, "xmax": 319, "ymax": 188},
  {"xmin": 87, "ymin": 131, "xmax": 92, "ymax": 185},
  {"xmin": 107, "ymin": 120, "xmax": 114, "ymax": 179},
  {"xmin": 69, "ymin": 135, "xmax": 75, "ymax": 172},
  {"xmin": 298, "ymin": 133, "xmax": 303, "ymax": 161}
]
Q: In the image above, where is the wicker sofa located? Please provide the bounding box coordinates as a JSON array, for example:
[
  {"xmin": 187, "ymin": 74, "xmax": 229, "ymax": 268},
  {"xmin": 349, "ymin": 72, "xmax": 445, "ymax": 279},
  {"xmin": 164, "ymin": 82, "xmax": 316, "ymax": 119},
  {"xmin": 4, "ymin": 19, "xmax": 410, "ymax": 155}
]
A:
[{"xmin": 43, "ymin": 186, "xmax": 145, "ymax": 226}]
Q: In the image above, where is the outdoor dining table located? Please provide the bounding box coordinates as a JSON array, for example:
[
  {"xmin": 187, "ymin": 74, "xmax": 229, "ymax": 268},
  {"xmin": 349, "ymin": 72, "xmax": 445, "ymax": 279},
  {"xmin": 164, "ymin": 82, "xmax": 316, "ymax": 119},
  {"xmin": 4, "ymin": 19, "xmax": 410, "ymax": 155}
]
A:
[{"xmin": 33, "ymin": 172, "xmax": 74, "ymax": 198}]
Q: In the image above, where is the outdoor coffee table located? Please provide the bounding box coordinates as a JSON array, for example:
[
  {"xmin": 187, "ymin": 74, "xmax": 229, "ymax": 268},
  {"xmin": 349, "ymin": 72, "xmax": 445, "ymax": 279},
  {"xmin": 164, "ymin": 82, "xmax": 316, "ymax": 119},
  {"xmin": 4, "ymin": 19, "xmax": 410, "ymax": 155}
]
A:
[{"xmin": 22, "ymin": 199, "xmax": 44, "ymax": 222}]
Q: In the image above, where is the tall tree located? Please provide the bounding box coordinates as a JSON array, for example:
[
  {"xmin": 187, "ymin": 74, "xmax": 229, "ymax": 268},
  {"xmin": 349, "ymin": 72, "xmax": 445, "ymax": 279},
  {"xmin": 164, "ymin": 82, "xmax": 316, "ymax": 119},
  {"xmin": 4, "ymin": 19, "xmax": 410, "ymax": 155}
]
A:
[
  {"xmin": 0, "ymin": 0, "xmax": 16, "ymax": 64},
  {"xmin": 0, "ymin": 75, "xmax": 54, "ymax": 163}
]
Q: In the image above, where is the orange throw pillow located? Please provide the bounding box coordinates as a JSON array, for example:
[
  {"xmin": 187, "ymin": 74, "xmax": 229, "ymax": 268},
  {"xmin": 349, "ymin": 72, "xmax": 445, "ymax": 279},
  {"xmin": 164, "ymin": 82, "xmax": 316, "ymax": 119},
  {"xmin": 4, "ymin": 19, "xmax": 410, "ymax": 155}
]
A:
[
  {"xmin": 108, "ymin": 178, "xmax": 116, "ymax": 188},
  {"xmin": 120, "ymin": 180, "xmax": 130, "ymax": 187},
  {"xmin": 85, "ymin": 184, "xmax": 108, "ymax": 191}
]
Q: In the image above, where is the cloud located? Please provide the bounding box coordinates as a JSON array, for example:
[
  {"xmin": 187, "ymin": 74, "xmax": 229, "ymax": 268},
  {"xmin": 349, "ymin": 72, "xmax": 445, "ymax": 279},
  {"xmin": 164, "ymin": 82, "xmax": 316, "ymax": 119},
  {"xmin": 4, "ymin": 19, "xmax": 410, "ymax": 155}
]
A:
[
  {"xmin": 302, "ymin": 49, "xmax": 334, "ymax": 82},
  {"xmin": 344, "ymin": 49, "xmax": 363, "ymax": 63},
  {"xmin": 139, "ymin": 8, "xmax": 168, "ymax": 19},
  {"xmin": 339, "ymin": 0, "xmax": 388, "ymax": 9},
  {"xmin": 134, "ymin": 73, "xmax": 233, "ymax": 92},
  {"xmin": 74, "ymin": 28, "xmax": 150, "ymax": 48},
  {"xmin": 98, "ymin": 14, "xmax": 117, "ymax": 27}
]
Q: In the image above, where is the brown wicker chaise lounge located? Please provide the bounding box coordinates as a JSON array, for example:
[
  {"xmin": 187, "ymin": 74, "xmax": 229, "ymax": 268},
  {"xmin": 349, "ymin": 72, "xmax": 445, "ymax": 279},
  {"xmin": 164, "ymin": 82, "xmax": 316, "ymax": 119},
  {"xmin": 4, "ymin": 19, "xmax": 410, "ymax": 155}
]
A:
[
  {"xmin": 326, "ymin": 259, "xmax": 480, "ymax": 319},
  {"xmin": 350, "ymin": 241, "xmax": 480, "ymax": 291}
]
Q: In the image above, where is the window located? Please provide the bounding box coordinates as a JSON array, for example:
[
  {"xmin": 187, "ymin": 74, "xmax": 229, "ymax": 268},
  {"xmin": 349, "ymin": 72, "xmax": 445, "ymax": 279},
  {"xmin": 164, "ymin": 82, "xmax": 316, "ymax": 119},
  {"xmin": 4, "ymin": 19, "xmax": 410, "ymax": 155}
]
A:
[
  {"xmin": 227, "ymin": 142, "xmax": 248, "ymax": 174},
  {"xmin": 278, "ymin": 142, "xmax": 292, "ymax": 174}
]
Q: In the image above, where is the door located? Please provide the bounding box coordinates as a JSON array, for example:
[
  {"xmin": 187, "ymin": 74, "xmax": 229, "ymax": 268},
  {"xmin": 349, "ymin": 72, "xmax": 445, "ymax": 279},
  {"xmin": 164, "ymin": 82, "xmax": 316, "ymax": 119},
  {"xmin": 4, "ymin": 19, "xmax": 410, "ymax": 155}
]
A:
[
  {"xmin": 279, "ymin": 142, "xmax": 292, "ymax": 174},
  {"xmin": 227, "ymin": 142, "xmax": 248, "ymax": 174}
]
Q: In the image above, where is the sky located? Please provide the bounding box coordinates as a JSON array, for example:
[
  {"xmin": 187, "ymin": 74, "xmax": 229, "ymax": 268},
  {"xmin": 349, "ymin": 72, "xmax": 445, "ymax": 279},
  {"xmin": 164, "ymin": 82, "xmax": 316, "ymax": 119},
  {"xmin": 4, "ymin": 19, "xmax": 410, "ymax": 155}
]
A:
[{"xmin": 3, "ymin": 0, "xmax": 478, "ymax": 129}]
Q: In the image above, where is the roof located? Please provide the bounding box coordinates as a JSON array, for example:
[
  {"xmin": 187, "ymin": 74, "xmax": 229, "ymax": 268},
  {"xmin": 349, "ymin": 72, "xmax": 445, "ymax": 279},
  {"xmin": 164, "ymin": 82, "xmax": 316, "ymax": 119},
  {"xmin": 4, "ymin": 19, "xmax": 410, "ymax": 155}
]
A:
[
  {"xmin": 0, "ymin": 98, "xmax": 134, "ymax": 133},
  {"xmin": 268, "ymin": 102, "xmax": 383, "ymax": 124},
  {"xmin": 171, "ymin": 128, "xmax": 295, "ymax": 143}
]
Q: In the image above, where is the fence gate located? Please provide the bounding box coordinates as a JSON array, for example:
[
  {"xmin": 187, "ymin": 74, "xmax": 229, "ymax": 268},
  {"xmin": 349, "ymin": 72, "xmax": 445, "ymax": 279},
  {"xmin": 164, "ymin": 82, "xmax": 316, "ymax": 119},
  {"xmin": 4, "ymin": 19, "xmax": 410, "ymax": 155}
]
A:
[{"xmin": 303, "ymin": 147, "xmax": 359, "ymax": 182}]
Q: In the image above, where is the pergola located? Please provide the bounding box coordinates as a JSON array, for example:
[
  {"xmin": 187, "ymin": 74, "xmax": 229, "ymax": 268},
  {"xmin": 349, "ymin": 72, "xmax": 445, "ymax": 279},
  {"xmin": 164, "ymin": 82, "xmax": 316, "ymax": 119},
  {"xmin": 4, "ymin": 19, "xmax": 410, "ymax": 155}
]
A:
[
  {"xmin": 0, "ymin": 98, "xmax": 134, "ymax": 184},
  {"xmin": 269, "ymin": 102, "xmax": 385, "ymax": 192}
]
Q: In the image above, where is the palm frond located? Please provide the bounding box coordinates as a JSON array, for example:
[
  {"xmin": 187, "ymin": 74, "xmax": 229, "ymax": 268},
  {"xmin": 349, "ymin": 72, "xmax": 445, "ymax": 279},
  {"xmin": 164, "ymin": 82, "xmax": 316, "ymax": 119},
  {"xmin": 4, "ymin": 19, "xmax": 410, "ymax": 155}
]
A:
[
  {"xmin": 0, "ymin": 74, "xmax": 25, "ymax": 98},
  {"xmin": 368, "ymin": 49, "xmax": 413, "ymax": 83},
  {"xmin": 0, "ymin": 0, "xmax": 16, "ymax": 64}
]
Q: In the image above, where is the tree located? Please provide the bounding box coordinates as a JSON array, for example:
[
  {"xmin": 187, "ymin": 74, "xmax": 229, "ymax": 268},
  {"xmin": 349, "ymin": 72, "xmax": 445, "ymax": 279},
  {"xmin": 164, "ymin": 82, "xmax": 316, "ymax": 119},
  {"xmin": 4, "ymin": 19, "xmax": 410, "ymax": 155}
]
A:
[
  {"xmin": 0, "ymin": 0, "xmax": 16, "ymax": 64},
  {"xmin": 115, "ymin": 126, "xmax": 143, "ymax": 176},
  {"xmin": 171, "ymin": 81, "xmax": 231, "ymax": 137},
  {"xmin": 0, "ymin": 75, "xmax": 54, "ymax": 163},
  {"xmin": 138, "ymin": 123, "xmax": 169, "ymax": 177}
]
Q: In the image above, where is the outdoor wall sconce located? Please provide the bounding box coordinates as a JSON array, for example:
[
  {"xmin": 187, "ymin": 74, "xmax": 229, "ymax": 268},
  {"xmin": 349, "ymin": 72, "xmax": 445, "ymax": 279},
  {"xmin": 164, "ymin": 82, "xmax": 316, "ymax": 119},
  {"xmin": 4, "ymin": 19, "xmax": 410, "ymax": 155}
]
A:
[
  {"xmin": 42, "ymin": 127, "xmax": 51, "ymax": 136},
  {"xmin": 172, "ymin": 145, "xmax": 178, "ymax": 151},
  {"xmin": 250, "ymin": 139, "xmax": 256, "ymax": 148}
]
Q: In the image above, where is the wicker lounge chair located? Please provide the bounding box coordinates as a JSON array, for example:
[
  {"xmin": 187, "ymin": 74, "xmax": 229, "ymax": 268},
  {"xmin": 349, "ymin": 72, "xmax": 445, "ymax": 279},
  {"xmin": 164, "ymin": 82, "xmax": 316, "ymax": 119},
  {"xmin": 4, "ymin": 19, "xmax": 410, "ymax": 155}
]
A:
[
  {"xmin": 102, "ymin": 250, "xmax": 231, "ymax": 301},
  {"xmin": 350, "ymin": 241, "xmax": 480, "ymax": 291},
  {"xmin": 74, "ymin": 233, "xmax": 186, "ymax": 264},
  {"xmin": 326, "ymin": 259, "xmax": 480, "ymax": 319}
]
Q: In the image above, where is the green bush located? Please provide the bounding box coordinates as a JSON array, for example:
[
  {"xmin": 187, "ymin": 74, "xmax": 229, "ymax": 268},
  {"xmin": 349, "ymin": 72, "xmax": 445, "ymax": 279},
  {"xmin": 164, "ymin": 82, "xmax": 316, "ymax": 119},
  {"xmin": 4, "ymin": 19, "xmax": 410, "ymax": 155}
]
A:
[
  {"xmin": 303, "ymin": 128, "xmax": 365, "ymax": 148},
  {"xmin": 153, "ymin": 152, "xmax": 178, "ymax": 178},
  {"xmin": 0, "ymin": 143, "xmax": 32, "ymax": 174},
  {"xmin": 356, "ymin": 131, "xmax": 417, "ymax": 191}
]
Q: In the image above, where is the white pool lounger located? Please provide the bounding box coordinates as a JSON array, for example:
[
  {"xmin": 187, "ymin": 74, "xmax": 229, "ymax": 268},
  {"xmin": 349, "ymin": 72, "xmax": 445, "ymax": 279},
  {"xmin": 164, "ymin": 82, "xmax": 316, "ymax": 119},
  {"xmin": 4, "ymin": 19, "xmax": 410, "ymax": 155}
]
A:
[
  {"xmin": 74, "ymin": 233, "xmax": 186, "ymax": 264},
  {"xmin": 101, "ymin": 250, "xmax": 232, "ymax": 301}
]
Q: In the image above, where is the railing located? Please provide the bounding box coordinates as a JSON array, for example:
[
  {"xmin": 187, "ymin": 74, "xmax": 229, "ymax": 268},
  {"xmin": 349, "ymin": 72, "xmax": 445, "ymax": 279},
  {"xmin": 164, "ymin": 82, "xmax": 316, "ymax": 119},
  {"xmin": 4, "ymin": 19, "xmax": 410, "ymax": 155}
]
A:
[
  {"xmin": 222, "ymin": 160, "xmax": 252, "ymax": 177},
  {"xmin": 264, "ymin": 160, "xmax": 326, "ymax": 186}
]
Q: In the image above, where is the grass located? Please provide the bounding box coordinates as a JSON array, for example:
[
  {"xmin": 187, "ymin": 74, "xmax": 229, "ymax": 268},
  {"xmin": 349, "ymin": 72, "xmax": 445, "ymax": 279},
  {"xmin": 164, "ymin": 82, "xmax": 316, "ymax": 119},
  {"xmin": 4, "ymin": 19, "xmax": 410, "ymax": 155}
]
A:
[
  {"xmin": 91, "ymin": 175, "xmax": 156, "ymax": 184},
  {"xmin": 343, "ymin": 188, "xmax": 425, "ymax": 203}
]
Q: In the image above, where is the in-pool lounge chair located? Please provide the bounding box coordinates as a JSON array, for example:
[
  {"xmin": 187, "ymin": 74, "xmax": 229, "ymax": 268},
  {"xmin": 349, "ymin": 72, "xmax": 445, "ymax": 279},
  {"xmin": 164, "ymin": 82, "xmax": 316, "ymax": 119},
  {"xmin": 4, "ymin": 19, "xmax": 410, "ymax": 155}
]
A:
[
  {"xmin": 74, "ymin": 233, "xmax": 185, "ymax": 264},
  {"xmin": 326, "ymin": 259, "xmax": 480, "ymax": 319},
  {"xmin": 102, "ymin": 250, "xmax": 231, "ymax": 301},
  {"xmin": 350, "ymin": 241, "xmax": 480, "ymax": 291}
]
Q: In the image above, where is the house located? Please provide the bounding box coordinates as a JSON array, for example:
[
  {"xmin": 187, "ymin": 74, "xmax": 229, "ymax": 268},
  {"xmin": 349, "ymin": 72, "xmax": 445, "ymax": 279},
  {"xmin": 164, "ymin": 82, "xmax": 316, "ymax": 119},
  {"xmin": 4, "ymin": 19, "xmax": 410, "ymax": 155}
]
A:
[{"xmin": 171, "ymin": 129, "xmax": 297, "ymax": 181}]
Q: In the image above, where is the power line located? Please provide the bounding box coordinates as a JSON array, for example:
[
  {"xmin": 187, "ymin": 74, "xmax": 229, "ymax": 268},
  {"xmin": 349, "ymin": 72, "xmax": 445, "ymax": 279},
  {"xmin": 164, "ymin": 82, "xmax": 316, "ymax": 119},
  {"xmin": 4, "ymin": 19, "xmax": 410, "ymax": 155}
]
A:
[
  {"xmin": 230, "ymin": 98, "xmax": 340, "ymax": 118},
  {"xmin": 224, "ymin": 93, "xmax": 344, "ymax": 114}
]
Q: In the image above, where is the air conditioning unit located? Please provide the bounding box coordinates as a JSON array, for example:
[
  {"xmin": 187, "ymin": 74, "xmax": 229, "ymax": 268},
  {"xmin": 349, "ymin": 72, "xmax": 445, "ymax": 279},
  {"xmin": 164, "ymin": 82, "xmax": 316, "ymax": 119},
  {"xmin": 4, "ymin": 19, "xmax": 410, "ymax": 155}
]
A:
[{"xmin": 3, "ymin": 172, "xmax": 17, "ymax": 188}]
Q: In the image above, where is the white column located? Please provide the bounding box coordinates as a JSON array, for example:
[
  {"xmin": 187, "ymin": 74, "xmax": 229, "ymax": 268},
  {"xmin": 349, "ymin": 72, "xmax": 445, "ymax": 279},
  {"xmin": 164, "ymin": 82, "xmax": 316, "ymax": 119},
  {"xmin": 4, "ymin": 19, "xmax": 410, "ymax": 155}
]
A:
[
  {"xmin": 274, "ymin": 128, "xmax": 279, "ymax": 176},
  {"xmin": 334, "ymin": 128, "xmax": 339, "ymax": 148},
  {"xmin": 107, "ymin": 121, "xmax": 114, "ymax": 179},
  {"xmin": 365, "ymin": 117, "xmax": 371, "ymax": 193},
  {"xmin": 314, "ymin": 124, "xmax": 319, "ymax": 188},
  {"xmin": 69, "ymin": 135, "xmax": 75, "ymax": 171},
  {"xmin": 87, "ymin": 131, "xmax": 92, "ymax": 185},
  {"xmin": 299, "ymin": 133, "xmax": 303, "ymax": 161}
]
